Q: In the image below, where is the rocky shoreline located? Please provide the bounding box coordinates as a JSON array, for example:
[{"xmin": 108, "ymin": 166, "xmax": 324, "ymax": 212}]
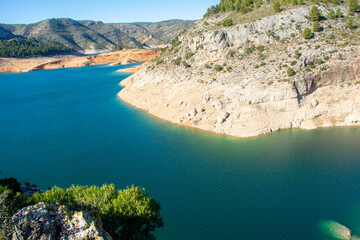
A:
[
  {"xmin": 0, "ymin": 49, "xmax": 161, "ymax": 73},
  {"xmin": 118, "ymin": 6, "xmax": 360, "ymax": 138}
]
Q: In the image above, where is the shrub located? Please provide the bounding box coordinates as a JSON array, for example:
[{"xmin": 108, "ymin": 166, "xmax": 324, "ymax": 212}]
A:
[
  {"xmin": 183, "ymin": 61, "xmax": 190, "ymax": 68},
  {"xmin": 156, "ymin": 59, "xmax": 164, "ymax": 65},
  {"xmin": 346, "ymin": 17, "xmax": 357, "ymax": 29},
  {"xmin": 287, "ymin": 67, "xmax": 296, "ymax": 76},
  {"xmin": 28, "ymin": 184, "xmax": 163, "ymax": 239},
  {"xmin": 227, "ymin": 66, "xmax": 233, "ymax": 72},
  {"xmin": 336, "ymin": 8, "xmax": 343, "ymax": 18},
  {"xmin": 294, "ymin": 50, "xmax": 301, "ymax": 58},
  {"xmin": 318, "ymin": 58, "xmax": 324, "ymax": 64},
  {"xmin": 228, "ymin": 50, "xmax": 236, "ymax": 57},
  {"xmin": 313, "ymin": 21, "xmax": 322, "ymax": 32},
  {"xmin": 328, "ymin": 9, "xmax": 336, "ymax": 19},
  {"xmin": 254, "ymin": 64, "xmax": 260, "ymax": 69},
  {"xmin": 173, "ymin": 57, "xmax": 181, "ymax": 65},
  {"xmin": 204, "ymin": 64, "xmax": 212, "ymax": 69},
  {"xmin": 222, "ymin": 18, "xmax": 234, "ymax": 27},
  {"xmin": 185, "ymin": 51, "xmax": 195, "ymax": 59},
  {"xmin": 303, "ymin": 28, "xmax": 314, "ymax": 39},
  {"xmin": 290, "ymin": 60, "xmax": 297, "ymax": 66},
  {"xmin": 291, "ymin": 33, "xmax": 296, "ymax": 37},
  {"xmin": 214, "ymin": 65, "xmax": 223, "ymax": 71},
  {"xmin": 273, "ymin": 1, "xmax": 281, "ymax": 12},
  {"xmin": 349, "ymin": 0, "xmax": 359, "ymax": 12},
  {"xmin": 309, "ymin": 6, "xmax": 322, "ymax": 21},
  {"xmin": 171, "ymin": 36, "xmax": 181, "ymax": 47},
  {"xmin": 0, "ymin": 178, "xmax": 21, "ymax": 193}
]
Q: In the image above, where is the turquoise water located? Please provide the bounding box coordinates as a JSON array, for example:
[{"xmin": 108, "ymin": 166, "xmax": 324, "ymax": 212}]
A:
[{"xmin": 1, "ymin": 64, "xmax": 360, "ymax": 240}]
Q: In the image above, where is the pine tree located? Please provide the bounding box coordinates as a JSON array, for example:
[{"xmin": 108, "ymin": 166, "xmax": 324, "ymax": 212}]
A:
[
  {"xmin": 313, "ymin": 21, "xmax": 321, "ymax": 32},
  {"xmin": 273, "ymin": 1, "xmax": 281, "ymax": 12},
  {"xmin": 327, "ymin": 9, "xmax": 336, "ymax": 19},
  {"xmin": 336, "ymin": 8, "xmax": 343, "ymax": 18},
  {"xmin": 349, "ymin": 0, "xmax": 359, "ymax": 12},
  {"xmin": 309, "ymin": 6, "xmax": 322, "ymax": 21},
  {"xmin": 303, "ymin": 28, "xmax": 314, "ymax": 39},
  {"xmin": 234, "ymin": 0, "xmax": 241, "ymax": 11}
]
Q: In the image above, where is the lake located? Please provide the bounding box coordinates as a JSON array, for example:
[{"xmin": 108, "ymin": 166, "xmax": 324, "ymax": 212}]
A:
[{"xmin": 1, "ymin": 64, "xmax": 360, "ymax": 240}]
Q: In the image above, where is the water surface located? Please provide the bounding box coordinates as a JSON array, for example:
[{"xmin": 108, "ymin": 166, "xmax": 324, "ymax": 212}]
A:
[{"xmin": 1, "ymin": 64, "xmax": 360, "ymax": 240}]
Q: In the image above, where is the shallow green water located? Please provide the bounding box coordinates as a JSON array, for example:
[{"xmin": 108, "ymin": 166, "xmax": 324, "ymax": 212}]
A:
[{"xmin": 1, "ymin": 64, "xmax": 360, "ymax": 240}]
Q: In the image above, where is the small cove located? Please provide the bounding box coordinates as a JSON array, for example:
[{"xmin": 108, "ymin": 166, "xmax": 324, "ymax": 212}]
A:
[{"xmin": 1, "ymin": 64, "xmax": 360, "ymax": 240}]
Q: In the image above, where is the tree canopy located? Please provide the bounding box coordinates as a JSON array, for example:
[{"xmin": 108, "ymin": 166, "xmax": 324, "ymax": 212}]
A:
[{"xmin": 0, "ymin": 37, "xmax": 73, "ymax": 58}]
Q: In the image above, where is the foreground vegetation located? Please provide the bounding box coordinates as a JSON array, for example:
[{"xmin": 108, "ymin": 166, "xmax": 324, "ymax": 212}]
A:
[
  {"xmin": 0, "ymin": 38, "xmax": 73, "ymax": 58},
  {"xmin": 0, "ymin": 176, "xmax": 163, "ymax": 239}
]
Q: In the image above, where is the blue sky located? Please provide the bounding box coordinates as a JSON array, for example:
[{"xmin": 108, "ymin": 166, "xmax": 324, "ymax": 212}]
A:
[{"xmin": 0, "ymin": 0, "xmax": 219, "ymax": 24}]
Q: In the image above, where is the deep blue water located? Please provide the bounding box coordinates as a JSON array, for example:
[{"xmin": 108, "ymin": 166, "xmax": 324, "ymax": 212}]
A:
[{"xmin": 1, "ymin": 64, "xmax": 360, "ymax": 240}]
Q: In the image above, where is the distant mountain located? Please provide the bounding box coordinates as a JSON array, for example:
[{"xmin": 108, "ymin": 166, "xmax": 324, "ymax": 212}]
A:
[{"xmin": 0, "ymin": 19, "xmax": 195, "ymax": 51}]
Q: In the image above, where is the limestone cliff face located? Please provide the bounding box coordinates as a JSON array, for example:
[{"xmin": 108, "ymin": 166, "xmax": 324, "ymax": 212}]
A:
[{"xmin": 118, "ymin": 6, "xmax": 360, "ymax": 137}]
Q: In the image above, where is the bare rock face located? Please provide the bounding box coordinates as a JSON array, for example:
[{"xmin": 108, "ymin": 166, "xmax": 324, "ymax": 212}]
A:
[
  {"xmin": 11, "ymin": 202, "xmax": 112, "ymax": 240},
  {"xmin": 118, "ymin": 6, "xmax": 360, "ymax": 138}
]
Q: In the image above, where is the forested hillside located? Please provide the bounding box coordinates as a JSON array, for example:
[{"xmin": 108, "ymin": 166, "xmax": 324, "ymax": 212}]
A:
[{"xmin": 0, "ymin": 38, "xmax": 73, "ymax": 57}]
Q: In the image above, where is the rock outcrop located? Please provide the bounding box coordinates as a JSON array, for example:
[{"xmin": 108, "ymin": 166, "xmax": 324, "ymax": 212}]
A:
[
  {"xmin": 118, "ymin": 5, "xmax": 360, "ymax": 138},
  {"xmin": 12, "ymin": 202, "xmax": 112, "ymax": 240}
]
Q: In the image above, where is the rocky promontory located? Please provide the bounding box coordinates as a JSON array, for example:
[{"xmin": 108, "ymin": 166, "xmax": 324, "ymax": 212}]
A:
[{"xmin": 118, "ymin": 5, "xmax": 360, "ymax": 138}]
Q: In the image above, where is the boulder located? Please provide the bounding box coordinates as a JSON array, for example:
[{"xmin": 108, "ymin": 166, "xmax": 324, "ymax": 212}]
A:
[{"xmin": 12, "ymin": 202, "xmax": 112, "ymax": 240}]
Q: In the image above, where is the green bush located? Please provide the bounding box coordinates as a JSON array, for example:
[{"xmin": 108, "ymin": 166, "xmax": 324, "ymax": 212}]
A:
[
  {"xmin": 309, "ymin": 6, "xmax": 322, "ymax": 21},
  {"xmin": 346, "ymin": 17, "xmax": 357, "ymax": 29},
  {"xmin": 349, "ymin": 0, "xmax": 359, "ymax": 12},
  {"xmin": 0, "ymin": 187, "xmax": 27, "ymax": 239},
  {"xmin": 183, "ymin": 61, "xmax": 190, "ymax": 68},
  {"xmin": 28, "ymin": 184, "xmax": 163, "ymax": 239},
  {"xmin": 222, "ymin": 18, "xmax": 234, "ymax": 27},
  {"xmin": 287, "ymin": 67, "xmax": 296, "ymax": 76},
  {"xmin": 171, "ymin": 36, "xmax": 181, "ymax": 47},
  {"xmin": 328, "ymin": 9, "xmax": 336, "ymax": 19},
  {"xmin": 294, "ymin": 50, "xmax": 301, "ymax": 58},
  {"xmin": 204, "ymin": 64, "xmax": 212, "ymax": 69},
  {"xmin": 336, "ymin": 8, "xmax": 343, "ymax": 18},
  {"xmin": 228, "ymin": 50, "xmax": 236, "ymax": 57},
  {"xmin": 273, "ymin": 1, "xmax": 281, "ymax": 12},
  {"xmin": 313, "ymin": 21, "xmax": 322, "ymax": 32},
  {"xmin": 302, "ymin": 28, "xmax": 314, "ymax": 39},
  {"xmin": 156, "ymin": 59, "xmax": 164, "ymax": 65},
  {"xmin": 173, "ymin": 57, "xmax": 182, "ymax": 65},
  {"xmin": 185, "ymin": 52, "xmax": 195, "ymax": 59},
  {"xmin": 254, "ymin": 64, "xmax": 260, "ymax": 69},
  {"xmin": 214, "ymin": 65, "xmax": 223, "ymax": 71}
]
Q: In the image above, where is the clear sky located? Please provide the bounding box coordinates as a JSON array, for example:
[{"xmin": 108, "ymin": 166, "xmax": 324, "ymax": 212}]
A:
[{"xmin": 0, "ymin": 0, "xmax": 219, "ymax": 24}]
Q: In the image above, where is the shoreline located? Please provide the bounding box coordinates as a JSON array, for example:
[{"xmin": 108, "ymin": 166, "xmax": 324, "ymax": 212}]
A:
[
  {"xmin": 0, "ymin": 49, "xmax": 161, "ymax": 73},
  {"xmin": 117, "ymin": 89, "xmax": 360, "ymax": 139}
]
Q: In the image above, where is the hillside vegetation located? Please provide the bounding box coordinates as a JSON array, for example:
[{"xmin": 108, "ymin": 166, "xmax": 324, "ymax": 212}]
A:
[
  {"xmin": 0, "ymin": 38, "xmax": 73, "ymax": 57},
  {"xmin": 0, "ymin": 19, "xmax": 195, "ymax": 51}
]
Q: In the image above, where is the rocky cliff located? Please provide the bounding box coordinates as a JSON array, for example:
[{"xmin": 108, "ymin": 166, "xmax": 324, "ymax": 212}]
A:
[{"xmin": 118, "ymin": 5, "xmax": 360, "ymax": 137}]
